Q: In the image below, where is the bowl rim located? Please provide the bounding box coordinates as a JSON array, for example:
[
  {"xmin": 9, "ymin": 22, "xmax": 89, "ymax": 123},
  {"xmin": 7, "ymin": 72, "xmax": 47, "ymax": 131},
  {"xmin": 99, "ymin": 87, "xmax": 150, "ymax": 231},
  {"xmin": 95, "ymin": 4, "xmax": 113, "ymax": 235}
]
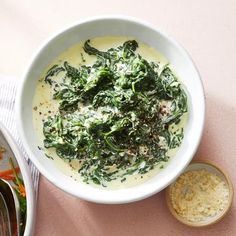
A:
[
  {"xmin": 16, "ymin": 15, "xmax": 205, "ymax": 204},
  {"xmin": 0, "ymin": 122, "xmax": 36, "ymax": 235},
  {"xmin": 165, "ymin": 160, "xmax": 234, "ymax": 227}
]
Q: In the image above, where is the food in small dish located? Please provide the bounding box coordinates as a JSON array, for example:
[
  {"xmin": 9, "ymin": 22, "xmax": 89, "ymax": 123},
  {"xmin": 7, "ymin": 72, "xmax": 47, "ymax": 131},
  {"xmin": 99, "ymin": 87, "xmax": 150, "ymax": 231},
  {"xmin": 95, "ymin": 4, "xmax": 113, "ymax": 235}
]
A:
[
  {"xmin": 33, "ymin": 37, "xmax": 188, "ymax": 188},
  {"xmin": 166, "ymin": 161, "xmax": 233, "ymax": 227}
]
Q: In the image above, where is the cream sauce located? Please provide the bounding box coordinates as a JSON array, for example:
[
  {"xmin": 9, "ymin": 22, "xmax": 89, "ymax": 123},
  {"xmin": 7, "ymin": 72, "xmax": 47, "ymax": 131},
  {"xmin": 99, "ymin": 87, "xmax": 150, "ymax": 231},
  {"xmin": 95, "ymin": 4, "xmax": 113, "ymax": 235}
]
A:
[{"xmin": 32, "ymin": 36, "xmax": 188, "ymax": 189}]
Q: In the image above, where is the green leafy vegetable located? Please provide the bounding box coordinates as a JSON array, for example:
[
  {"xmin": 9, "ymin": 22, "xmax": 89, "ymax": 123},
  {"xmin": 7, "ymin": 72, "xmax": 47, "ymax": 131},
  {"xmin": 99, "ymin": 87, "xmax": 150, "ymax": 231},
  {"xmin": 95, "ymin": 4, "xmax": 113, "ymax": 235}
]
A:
[{"xmin": 42, "ymin": 39, "xmax": 188, "ymax": 186}]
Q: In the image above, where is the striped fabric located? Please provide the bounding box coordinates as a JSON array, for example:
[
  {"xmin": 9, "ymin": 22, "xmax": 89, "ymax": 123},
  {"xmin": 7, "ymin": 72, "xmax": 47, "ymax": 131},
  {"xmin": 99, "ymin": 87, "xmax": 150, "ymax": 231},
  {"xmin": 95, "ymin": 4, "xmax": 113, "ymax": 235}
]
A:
[{"xmin": 0, "ymin": 75, "xmax": 39, "ymax": 198}]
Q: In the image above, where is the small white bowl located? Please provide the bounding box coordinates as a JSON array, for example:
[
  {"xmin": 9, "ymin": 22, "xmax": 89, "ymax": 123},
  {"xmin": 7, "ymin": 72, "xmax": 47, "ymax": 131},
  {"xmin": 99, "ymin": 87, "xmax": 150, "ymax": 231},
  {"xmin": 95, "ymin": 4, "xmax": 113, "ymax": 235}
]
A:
[
  {"xmin": 0, "ymin": 122, "xmax": 36, "ymax": 235},
  {"xmin": 16, "ymin": 15, "xmax": 205, "ymax": 204}
]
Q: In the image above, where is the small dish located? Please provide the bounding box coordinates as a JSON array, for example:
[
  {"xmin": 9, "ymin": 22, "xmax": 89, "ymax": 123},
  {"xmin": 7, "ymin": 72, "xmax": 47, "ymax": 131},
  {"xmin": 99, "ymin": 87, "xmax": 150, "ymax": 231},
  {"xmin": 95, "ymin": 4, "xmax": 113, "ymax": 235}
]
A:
[
  {"xmin": 166, "ymin": 160, "xmax": 233, "ymax": 227},
  {"xmin": 0, "ymin": 122, "xmax": 36, "ymax": 235}
]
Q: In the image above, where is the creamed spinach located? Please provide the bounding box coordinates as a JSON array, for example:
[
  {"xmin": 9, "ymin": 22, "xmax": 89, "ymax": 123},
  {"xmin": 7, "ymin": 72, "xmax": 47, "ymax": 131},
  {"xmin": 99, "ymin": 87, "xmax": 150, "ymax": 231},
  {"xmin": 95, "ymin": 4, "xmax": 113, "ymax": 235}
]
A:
[{"xmin": 42, "ymin": 40, "xmax": 188, "ymax": 186}]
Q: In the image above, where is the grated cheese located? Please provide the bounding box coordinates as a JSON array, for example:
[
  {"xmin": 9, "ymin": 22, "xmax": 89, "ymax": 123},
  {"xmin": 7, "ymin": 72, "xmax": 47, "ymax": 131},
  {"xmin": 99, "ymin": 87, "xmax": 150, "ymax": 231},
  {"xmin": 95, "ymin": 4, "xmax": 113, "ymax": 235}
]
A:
[{"xmin": 169, "ymin": 169, "xmax": 229, "ymax": 222}]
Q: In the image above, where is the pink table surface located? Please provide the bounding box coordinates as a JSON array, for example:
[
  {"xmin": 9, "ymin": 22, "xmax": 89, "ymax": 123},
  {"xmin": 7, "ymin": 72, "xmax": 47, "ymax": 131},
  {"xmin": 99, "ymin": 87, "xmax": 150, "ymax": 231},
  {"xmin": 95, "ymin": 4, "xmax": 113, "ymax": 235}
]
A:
[{"xmin": 1, "ymin": 0, "xmax": 236, "ymax": 235}]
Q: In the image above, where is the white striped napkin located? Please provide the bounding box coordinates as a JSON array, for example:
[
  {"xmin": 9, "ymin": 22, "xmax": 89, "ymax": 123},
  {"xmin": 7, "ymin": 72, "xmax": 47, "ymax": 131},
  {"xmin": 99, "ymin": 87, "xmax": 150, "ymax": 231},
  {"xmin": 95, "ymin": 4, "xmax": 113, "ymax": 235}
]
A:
[{"xmin": 0, "ymin": 75, "xmax": 39, "ymax": 197}]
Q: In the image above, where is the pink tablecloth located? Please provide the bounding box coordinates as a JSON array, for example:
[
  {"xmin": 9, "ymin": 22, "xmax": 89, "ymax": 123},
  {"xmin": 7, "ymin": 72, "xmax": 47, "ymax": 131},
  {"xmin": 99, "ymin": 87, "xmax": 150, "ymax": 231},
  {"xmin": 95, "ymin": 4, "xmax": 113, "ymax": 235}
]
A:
[{"xmin": 1, "ymin": 0, "xmax": 235, "ymax": 235}]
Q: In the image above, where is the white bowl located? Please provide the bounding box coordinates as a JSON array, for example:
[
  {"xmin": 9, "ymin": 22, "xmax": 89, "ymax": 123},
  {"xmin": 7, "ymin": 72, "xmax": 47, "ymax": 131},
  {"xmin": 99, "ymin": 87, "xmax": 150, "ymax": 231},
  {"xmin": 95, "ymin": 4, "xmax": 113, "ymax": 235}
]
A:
[
  {"xmin": 16, "ymin": 15, "xmax": 205, "ymax": 204},
  {"xmin": 0, "ymin": 122, "xmax": 36, "ymax": 235}
]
